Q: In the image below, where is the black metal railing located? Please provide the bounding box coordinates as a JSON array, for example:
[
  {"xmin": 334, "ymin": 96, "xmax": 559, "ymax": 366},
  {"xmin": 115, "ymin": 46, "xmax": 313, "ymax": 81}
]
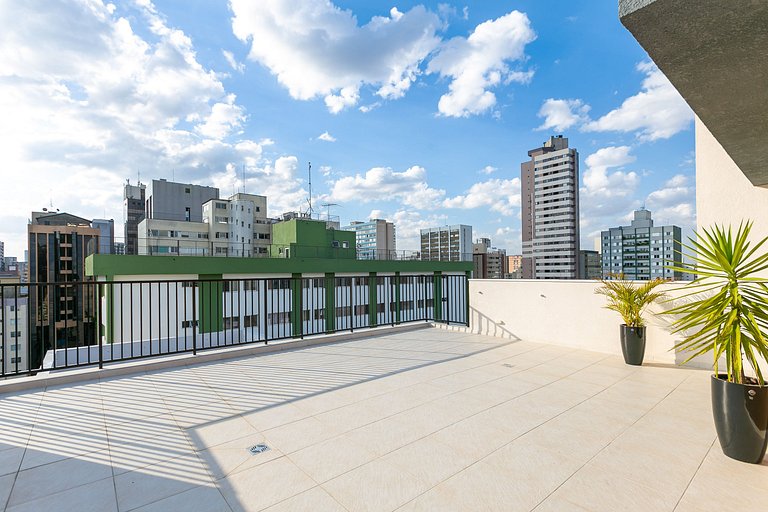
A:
[{"xmin": 0, "ymin": 274, "xmax": 468, "ymax": 377}]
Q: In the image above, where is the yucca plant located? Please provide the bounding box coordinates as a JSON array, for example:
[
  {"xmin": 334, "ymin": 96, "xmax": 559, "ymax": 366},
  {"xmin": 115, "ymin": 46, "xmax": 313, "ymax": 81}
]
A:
[
  {"xmin": 665, "ymin": 221, "xmax": 768, "ymax": 385},
  {"xmin": 595, "ymin": 275, "xmax": 666, "ymax": 327}
]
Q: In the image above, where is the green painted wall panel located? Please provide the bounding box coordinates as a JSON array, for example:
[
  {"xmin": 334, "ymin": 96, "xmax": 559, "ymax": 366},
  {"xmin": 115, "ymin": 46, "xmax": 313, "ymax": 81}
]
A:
[{"xmin": 198, "ymin": 274, "xmax": 223, "ymax": 334}]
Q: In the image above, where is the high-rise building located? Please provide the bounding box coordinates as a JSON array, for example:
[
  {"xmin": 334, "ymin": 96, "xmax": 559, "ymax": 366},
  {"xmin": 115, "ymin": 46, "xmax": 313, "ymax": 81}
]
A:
[
  {"xmin": 91, "ymin": 219, "xmax": 115, "ymax": 255},
  {"xmin": 1, "ymin": 294, "xmax": 28, "ymax": 373},
  {"xmin": 139, "ymin": 192, "xmax": 272, "ymax": 257},
  {"xmin": 601, "ymin": 208, "xmax": 683, "ymax": 280},
  {"xmin": 472, "ymin": 238, "xmax": 508, "ymax": 279},
  {"xmin": 579, "ymin": 250, "xmax": 602, "ymax": 280},
  {"xmin": 28, "ymin": 211, "xmax": 100, "ymax": 370},
  {"xmin": 507, "ymin": 255, "xmax": 522, "ymax": 273},
  {"xmin": 145, "ymin": 179, "xmax": 219, "ymax": 222},
  {"xmin": 123, "ymin": 180, "xmax": 146, "ymax": 255},
  {"xmin": 342, "ymin": 219, "xmax": 396, "ymax": 260},
  {"xmin": 521, "ymin": 135, "xmax": 580, "ymax": 279},
  {"xmin": 420, "ymin": 225, "xmax": 472, "ymax": 262}
]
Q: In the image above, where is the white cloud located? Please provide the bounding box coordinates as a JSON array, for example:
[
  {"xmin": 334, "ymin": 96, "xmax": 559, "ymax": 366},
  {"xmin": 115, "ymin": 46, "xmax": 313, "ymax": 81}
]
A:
[
  {"xmin": 583, "ymin": 62, "xmax": 693, "ymax": 141},
  {"xmin": 317, "ymin": 131, "xmax": 337, "ymax": 142},
  {"xmin": 195, "ymin": 94, "xmax": 246, "ymax": 139},
  {"xmin": 230, "ymin": 1, "xmax": 442, "ymax": 113},
  {"xmin": 479, "ymin": 165, "xmax": 497, "ymax": 175},
  {"xmin": 579, "ymin": 146, "xmax": 641, "ymax": 240},
  {"xmin": 329, "ymin": 166, "xmax": 445, "ymax": 209},
  {"xmin": 536, "ymin": 98, "xmax": 590, "ymax": 131},
  {"xmin": 443, "ymin": 178, "xmax": 521, "ymax": 216},
  {"xmin": 366, "ymin": 209, "xmax": 448, "ymax": 250},
  {"xmin": 645, "ymin": 174, "xmax": 696, "ymax": 229},
  {"xmin": 222, "ymin": 50, "xmax": 244, "ymax": 73},
  {"xmin": 427, "ymin": 11, "xmax": 536, "ymax": 117},
  {"xmin": 0, "ymin": 0, "xmax": 294, "ymax": 256}
]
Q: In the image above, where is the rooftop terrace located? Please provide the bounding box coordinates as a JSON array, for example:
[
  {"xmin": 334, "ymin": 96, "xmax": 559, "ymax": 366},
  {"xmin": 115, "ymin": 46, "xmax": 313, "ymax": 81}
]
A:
[{"xmin": 1, "ymin": 325, "xmax": 764, "ymax": 512}]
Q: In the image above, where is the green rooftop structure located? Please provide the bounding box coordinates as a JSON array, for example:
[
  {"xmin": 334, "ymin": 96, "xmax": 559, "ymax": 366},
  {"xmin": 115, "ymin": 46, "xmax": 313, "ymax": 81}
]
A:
[{"xmin": 269, "ymin": 218, "xmax": 356, "ymax": 259}]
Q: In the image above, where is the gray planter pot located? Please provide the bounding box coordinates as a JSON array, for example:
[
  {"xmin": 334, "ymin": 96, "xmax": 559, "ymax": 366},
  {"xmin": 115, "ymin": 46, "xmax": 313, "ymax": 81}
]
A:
[{"xmin": 620, "ymin": 324, "xmax": 645, "ymax": 366}]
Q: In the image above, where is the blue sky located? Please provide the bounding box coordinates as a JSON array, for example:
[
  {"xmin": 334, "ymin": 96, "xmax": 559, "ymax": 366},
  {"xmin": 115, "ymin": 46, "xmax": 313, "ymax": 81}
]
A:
[{"xmin": 0, "ymin": 0, "xmax": 695, "ymax": 258}]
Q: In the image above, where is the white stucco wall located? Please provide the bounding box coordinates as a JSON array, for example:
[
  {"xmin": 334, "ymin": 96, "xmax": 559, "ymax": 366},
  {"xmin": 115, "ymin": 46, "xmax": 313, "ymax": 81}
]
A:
[
  {"xmin": 467, "ymin": 279, "xmax": 714, "ymax": 369},
  {"xmin": 696, "ymin": 116, "xmax": 768, "ymax": 276}
]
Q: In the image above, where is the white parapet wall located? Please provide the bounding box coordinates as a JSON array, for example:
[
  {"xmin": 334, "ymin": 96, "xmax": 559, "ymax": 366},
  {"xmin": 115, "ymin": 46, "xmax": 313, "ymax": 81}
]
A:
[{"xmin": 468, "ymin": 279, "xmax": 714, "ymax": 369}]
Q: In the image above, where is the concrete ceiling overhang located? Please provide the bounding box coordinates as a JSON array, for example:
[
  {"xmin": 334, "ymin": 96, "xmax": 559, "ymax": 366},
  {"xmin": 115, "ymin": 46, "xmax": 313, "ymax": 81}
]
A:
[{"xmin": 620, "ymin": 0, "xmax": 768, "ymax": 187}]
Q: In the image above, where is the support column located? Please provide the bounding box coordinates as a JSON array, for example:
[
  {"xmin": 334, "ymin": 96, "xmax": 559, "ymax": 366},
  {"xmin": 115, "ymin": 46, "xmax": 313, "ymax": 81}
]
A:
[
  {"xmin": 291, "ymin": 273, "xmax": 302, "ymax": 338},
  {"xmin": 433, "ymin": 271, "xmax": 442, "ymax": 323},
  {"xmin": 368, "ymin": 272, "xmax": 377, "ymax": 327},
  {"xmin": 324, "ymin": 272, "xmax": 335, "ymax": 333}
]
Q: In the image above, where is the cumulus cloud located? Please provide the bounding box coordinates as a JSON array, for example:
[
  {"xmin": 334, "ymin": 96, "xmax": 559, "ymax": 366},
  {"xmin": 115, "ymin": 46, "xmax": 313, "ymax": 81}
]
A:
[
  {"xmin": 536, "ymin": 98, "xmax": 590, "ymax": 131},
  {"xmin": 427, "ymin": 11, "xmax": 536, "ymax": 117},
  {"xmin": 583, "ymin": 62, "xmax": 693, "ymax": 141},
  {"xmin": 579, "ymin": 146, "xmax": 641, "ymax": 239},
  {"xmin": 222, "ymin": 50, "xmax": 245, "ymax": 73},
  {"xmin": 367, "ymin": 209, "xmax": 448, "ymax": 250},
  {"xmin": 329, "ymin": 166, "xmax": 445, "ymax": 209},
  {"xmin": 317, "ymin": 131, "xmax": 337, "ymax": 142},
  {"xmin": 478, "ymin": 165, "xmax": 497, "ymax": 175},
  {"xmin": 0, "ymin": 0, "xmax": 295, "ymax": 255},
  {"xmin": 645, "ymin": 174, "xmax": 696, "ymax": 229},
  {"xmin": 230, "ymin": 1, "xmax": 442, "ymax": 113},
  {"xmin": 443, "ymin": 178, "xmax": 521, "ymax": 216}
]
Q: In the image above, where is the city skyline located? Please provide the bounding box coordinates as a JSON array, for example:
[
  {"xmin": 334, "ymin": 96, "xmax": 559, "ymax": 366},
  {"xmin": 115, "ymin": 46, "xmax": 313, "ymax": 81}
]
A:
[{"xmin": 0, "ymin": 1, "xmax": 695, "ymax": 258}]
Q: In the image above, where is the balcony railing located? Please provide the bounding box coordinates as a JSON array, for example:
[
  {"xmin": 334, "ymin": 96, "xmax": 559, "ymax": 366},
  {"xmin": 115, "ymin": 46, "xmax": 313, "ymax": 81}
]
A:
[{"xmin": 0, "ymin": 274, "xmax": 468, "ymax": 377}]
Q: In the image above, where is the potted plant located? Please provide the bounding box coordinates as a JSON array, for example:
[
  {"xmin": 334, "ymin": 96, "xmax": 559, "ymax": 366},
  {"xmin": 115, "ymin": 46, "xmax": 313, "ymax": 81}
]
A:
[
  {"xmin": 595, "ymin": 275, "xmax": 666, "ymax": 365},
  {"xmin": 664, "ymin": 221, "xmax": 768, "ymax": 463}
]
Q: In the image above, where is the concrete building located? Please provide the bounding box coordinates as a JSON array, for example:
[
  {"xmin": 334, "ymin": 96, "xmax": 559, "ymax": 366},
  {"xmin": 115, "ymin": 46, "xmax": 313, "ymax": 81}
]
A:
[
  {"xmin": 1, "ymin": 295, "xmax": 28, "ymax": 374},
  {"xmin": 28, "ymin": 211, "xmax": 100, "ymax": 370},
  {"xmin": 145, "ymin": 179, "xmax": 219, "ymax": 223},
  {"xmin": 420, "ymin": 225, "xmax": 472, "ymax": 262},
  {"xmin": 472, "ymin": 238, "xmax": 508, "ymax": 279},
  {"xmin": 579, "ymin": 250, "xmax": 602, "ymax": 280},
  {"xmin": 270, "ymin": 219, "xmax": 356, "ymax": 259},
  {"xmin": 620, "ymin": 1, "xmax": 768, "ymax": 279},
  {"xmin": 139, "ymin": 192, "xmax": 272, "ymax": 257},
  {"xmin": 123, "ymin": 180, "xmax": 146, "ymax": 255},
  {"xmin": 521, "ymin": 135, "xmax": 580, "ymax": 279},
  {"xmin": 342, "ymin": 219, "xmax": 396, "ymax": 260},
  {"xmin": 601, "ymin": 209, "xmax": 682, "ymax": 280},
  {"xmin": 91, "ymin": 219, "xmax": 115, "ymax": 255}
]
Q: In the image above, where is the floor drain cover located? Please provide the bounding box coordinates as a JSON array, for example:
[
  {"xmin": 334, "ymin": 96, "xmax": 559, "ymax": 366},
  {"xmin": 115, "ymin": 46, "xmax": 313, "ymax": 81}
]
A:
[{"xmin": 248, "ymin": 443, "xmax": 270, "ymax": 455}]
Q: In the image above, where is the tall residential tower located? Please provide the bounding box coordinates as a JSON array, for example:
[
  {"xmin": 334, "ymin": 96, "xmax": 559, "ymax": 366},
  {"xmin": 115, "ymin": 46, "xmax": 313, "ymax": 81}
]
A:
[{"xmin": 521, "ymin": 135, "xmax": 580, "ymax": 279}]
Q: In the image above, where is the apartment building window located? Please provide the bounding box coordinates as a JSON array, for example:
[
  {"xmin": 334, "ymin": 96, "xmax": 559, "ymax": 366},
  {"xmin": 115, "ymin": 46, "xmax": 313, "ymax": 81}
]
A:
[
  {"xmin": 185, "ymin": 207, "xmax": 191, "ymax": 222},
  {"xmin": 185, "ymin": 187, "xmax": 191, "ymax": 193},
  {"xmin": 268, "ymin": 312, "xmax": 290, "ymax": 324},
  {"xmin": 216, "ymin": 203, "xmax": 227, "ymax": 209},
  {"xmin": 11, "ymin": 357, "xmax": 21, "ymax": 364},
  {"xmin": 181, "ymin": 320, "xmax": 198, "ymax": 328},
  {"xmin": 10, "ymin": 331, "xmax": 21, "ymax": 338},
  {"xmin": 267, "ymin": 279, "xmax": 291, "ymax": 290},
  {"xmin": 224, "ymin": 316, "xmax": 240, "ymax": 329},
  {"xmin": 243, "ymin": 314, "xmax": 259, "ymax": 328},
  {"xmin": 10, "ymin": 344, "xmax": 19, "ymax": 352}
]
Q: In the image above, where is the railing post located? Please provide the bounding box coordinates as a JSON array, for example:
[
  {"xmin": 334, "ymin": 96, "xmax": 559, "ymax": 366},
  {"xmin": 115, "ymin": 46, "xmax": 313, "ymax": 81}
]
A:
[
  {"xmin": 98, "ymin": 282, "xmax": 104, "ymax": 370},
  {"xmin": 192, "ymin": 281, "xmax": 197, "ymax": 355}
]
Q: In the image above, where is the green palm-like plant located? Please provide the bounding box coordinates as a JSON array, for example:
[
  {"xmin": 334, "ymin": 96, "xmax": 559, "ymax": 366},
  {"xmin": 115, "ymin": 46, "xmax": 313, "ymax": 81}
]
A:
[
  {"xmin": 595, "ymin": 275, "xmax": 666, "ymax": 327},
  {"xmin": 664, "ymin": 221, "xmax": 768, "ymax": 385}
]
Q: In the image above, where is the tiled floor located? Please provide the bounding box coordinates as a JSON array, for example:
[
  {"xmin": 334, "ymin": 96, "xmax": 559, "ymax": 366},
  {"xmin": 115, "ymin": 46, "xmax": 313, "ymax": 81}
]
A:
[{"xmin": 0, "ymin": 327, "xmax": 765, "ymax": 511}]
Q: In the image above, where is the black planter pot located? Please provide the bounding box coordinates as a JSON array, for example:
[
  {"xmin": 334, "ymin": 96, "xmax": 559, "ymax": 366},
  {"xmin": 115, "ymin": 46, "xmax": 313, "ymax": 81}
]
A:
[
  {"xmin": 711, "ymin": 374, "xmax": 768, "ymax": 464},
  {"xmin": 620, "ymin": 325, "xmax": 646, "ymax": 366}
]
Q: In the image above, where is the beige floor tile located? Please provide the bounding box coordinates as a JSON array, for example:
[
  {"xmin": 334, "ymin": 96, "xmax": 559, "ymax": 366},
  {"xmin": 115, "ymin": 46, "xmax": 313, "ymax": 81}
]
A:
[
  {"xmin": 8, "ymin": 452, "xmax": 113, "ymax": 508},
  {"xmin": 5, "ymin": 477, "xmax": 116, "ymax": 512},
  {"xmin": 0, "ymin": 446, "xmax": 25, "ymax": 476},
  {"xmin": 217, "ymin": 456, "xmax": 316, "ymax": 512},
  {"xmin": 548, "ymin": 463, "xmax": 674, "ymax": 512},
  {"xmin": 262, "ymin": 486, "xmax": 347, "ymax": 512},
  {"xmin": 114, "ymin": 452, "xmax": 213, "ymax": 511},
  {"xmin": 288, "ymin": 433, "xmax": 378, "ymax": 483},
  {"xmin": 241, "ymin": 402, "xmax": 309, "ymax": 432},
  {"xmin": 131, "ymin": 484, "xmax": 231, "ymax": 512},
  {"xmin": 382, "ymin": 435, "xmax": 475, "ymax": 488},
  {"xmin": 198, "ymin": 434, "xmax": 282, "ymax": 480},
  {"xmin": 188, "ymin": 415, "xmax": 261, "ymax": 450},
  {"xmin": 323, "ymin": 458, "xmax": 430, "ymax": 512},
  {"xmin": 21, "ymin": 418, "xmax": 109, "ymax": 470}
]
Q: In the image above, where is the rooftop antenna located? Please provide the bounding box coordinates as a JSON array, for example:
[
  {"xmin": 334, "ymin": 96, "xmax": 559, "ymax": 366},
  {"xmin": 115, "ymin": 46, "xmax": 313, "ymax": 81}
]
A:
[
  {"xmin": 321, "ymin": 202, "xmax": 338, "ymax": 222},
  {"xmin": 307, "ymin": 161, "xmax": 314, "ymax": 217},
  {"xmin": 137, "ymin": 170, "xmax": 141, "ymax": 186}
]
